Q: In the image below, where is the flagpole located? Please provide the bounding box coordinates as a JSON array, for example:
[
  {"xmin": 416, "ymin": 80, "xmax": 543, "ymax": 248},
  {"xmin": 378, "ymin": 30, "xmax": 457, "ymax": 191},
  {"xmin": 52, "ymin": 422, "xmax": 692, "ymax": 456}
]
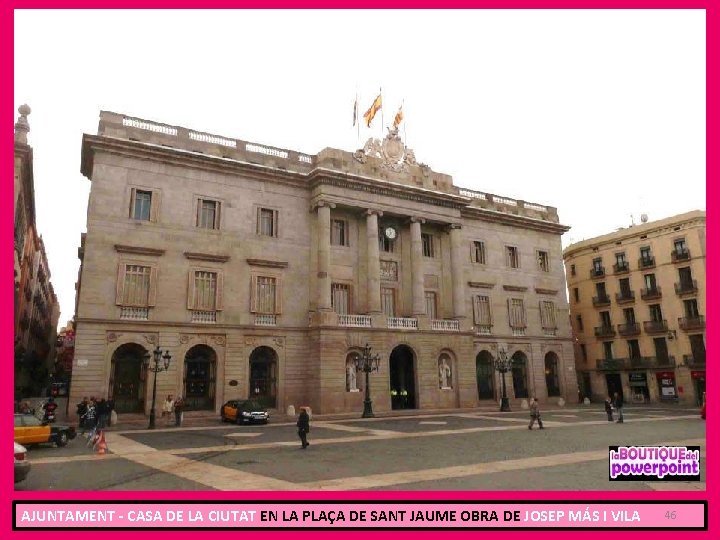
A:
[{"xmin": 380, "ymin": 87, "xmax": 384, "ymax": 138}]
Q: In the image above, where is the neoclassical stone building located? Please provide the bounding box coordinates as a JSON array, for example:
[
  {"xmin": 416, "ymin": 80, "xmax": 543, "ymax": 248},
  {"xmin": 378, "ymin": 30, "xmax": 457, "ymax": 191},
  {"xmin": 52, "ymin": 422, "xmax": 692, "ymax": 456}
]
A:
[{"xmin": 70, "ymin": 111, "xmax": 576, "ymax": 415}]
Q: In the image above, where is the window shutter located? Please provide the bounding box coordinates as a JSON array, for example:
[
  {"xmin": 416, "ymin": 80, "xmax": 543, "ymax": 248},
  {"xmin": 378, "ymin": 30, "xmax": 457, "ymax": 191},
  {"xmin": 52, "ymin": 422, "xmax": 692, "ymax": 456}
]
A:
[
  {"xmin": 148, "ymin": 266, "xmax": 158, "ymax": 306},
  {"xmin": 116, "ymin": 263, "xmax": 126, "ymax": 305},
  {"xmin": 215, "ymin": 272, "xmax": 224, "ymax": 311},
  {"xmin": 250, "ymin": 275, "xmax": 258, "ymax": 313},
  {"xmin": 256, "ymin": 207, "xmax": 261, "ymax": 235},
  {"xmin": 196, "ymin": 198, "xmax": 202, "ymax": 227},
  {"xmin": 129, "ymin": 188, "xmax": 136, "ymax": 218},
  {"xmin": 273, "ymin": 209, "xmax": 279, "ymax": 237},
  {"xmin": 149, "ymin": 190, "xmax": 160, "ymax": 222},
  {"xmin": 187, "ymin": 270, "xmax": 195, "ymax": 310},
  {"xmin": 215, "ymin": 201, "xmax": 221, "ymax": 230},
  {"xmin": 507, "ymin": 298, "xmax": 512, "ymax": 327},
  {"xmin": 473, "ymin": 296, "xmax": 480, "ymax": 323},
  {"xmin": 275, "ymin": 278, "xmax": 283, "ymax": 314}
]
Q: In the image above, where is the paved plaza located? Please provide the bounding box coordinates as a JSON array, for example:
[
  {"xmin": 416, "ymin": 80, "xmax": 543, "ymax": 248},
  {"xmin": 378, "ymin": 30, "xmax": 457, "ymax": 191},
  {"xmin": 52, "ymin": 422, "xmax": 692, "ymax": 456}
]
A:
[{"xmin": 17, "ymin": 405, "xmax": 705, "ymax": 491}]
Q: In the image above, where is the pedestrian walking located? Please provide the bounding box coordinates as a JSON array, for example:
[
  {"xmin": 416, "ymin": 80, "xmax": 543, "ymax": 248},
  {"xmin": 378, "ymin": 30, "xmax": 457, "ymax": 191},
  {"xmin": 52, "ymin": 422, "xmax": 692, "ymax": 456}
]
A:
[
  {"xmin": 296, "ymin": 407, "xmax": 310, "ymax": 448},
  {"xmin": 173, "ymin": 396, "xmax": 184, "ymax": 427},
  {"xmin": 76, "ymin": 397, "xmax": 88, "ymax": 429},
  {"xmin": 604, "ymin": 397, "xmax": 614, "ymax": 421},
  {"xmin": 97, "ymin": 398, "xmax": 109, "ymax": 429},
  {"xmin": 528, "ymin": 397, "xmax": 544, "ymax": 430},
  {"xmin": 613, "ymin": 392, "xmax": 624, "ymax": 423},
  {"xmin": 162, "ymin": 395, "xmax": 174, "ymax": 425},
  {"xmin": 82, "ymin": 401, "xmax": 98, "ymax": 443}
]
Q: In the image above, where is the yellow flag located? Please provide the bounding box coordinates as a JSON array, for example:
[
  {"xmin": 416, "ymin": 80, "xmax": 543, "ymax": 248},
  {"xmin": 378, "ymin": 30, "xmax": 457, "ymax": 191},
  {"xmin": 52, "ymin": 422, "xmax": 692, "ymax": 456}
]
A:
[
  {"xmin": 393, "ymin": 105, "xmax": 403, "ymax": 130},
  {"xmin": 363, "ymin": 94, "xmax": 382, "ymax": 128}
]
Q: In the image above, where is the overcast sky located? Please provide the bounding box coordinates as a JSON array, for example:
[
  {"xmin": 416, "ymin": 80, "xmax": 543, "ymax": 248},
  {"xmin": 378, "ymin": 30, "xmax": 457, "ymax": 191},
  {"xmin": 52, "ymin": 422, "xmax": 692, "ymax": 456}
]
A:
[{"xmin": 14, "ymin": 9, "xmax": 706, "ymax": 328}]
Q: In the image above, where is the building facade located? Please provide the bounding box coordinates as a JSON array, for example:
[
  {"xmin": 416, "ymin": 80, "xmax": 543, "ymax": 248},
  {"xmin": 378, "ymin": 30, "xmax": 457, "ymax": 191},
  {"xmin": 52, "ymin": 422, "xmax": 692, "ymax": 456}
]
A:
[
  {"xmin": 564, "ymin": 211, "xmax": 706, "ymax": 406},
  {"xmin": 71, "ymin": 111, "xmax": 576, "ymax": 415}
]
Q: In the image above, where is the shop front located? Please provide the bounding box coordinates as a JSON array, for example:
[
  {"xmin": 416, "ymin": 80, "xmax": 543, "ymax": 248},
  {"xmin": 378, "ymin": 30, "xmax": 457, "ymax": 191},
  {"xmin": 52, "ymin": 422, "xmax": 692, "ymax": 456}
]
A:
[
  {"xmin": 691, "ymin": 370, "xmax": 706, "ymax": 406},
  {"xmin": 656, "ymin": 371, "xmax": 678, "ymax": 402},
  {"xmin": 628, "ymin": 372, "xmax": 649, "ymax": 403}
]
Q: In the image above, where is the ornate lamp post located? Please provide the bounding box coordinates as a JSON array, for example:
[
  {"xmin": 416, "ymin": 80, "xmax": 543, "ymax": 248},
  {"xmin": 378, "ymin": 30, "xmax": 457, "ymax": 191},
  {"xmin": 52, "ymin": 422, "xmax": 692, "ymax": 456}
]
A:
[
  {"xmin": 143, "ymin": 345, "xmax": 171, "ymax": 429},
  {"xmin": 354, "ymin": 343, "xmax": 381, "ymax": 418},
  {"xmin": 494, "ymin": 347, "xmax": 512, "ymax": 412}
]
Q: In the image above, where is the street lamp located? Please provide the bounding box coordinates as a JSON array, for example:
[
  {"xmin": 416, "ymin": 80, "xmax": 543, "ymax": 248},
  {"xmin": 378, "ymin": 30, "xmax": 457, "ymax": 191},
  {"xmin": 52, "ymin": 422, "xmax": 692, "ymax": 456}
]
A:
[
  {"xmin": 143, "ymin": 345, "xmax": 171, "ymax": 429},
  {"xmin": 494, "ymin": 347, "xmax": 512, "ymax": 412},
  {"xmin": 354, "ymin": 343, "xmax": 381, "ymax": 418}
]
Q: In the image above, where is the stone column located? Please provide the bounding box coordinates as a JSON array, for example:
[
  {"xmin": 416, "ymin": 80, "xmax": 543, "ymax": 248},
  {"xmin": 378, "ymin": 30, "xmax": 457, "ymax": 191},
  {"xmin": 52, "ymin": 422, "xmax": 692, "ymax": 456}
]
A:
[
  {"xmin": 449, "ymin": 224, "xmax": 466, "ymax": 319},
  {"xmin": 317, "ymin": 202, "xmax": 333, "ymax": 311},
  {"xmin": 410, "ymin": 217, "xmax": 426, "ymax": 316},
  {"xmin": 366, "ymin": 210, "xmax": 382, "ymax": 314}
]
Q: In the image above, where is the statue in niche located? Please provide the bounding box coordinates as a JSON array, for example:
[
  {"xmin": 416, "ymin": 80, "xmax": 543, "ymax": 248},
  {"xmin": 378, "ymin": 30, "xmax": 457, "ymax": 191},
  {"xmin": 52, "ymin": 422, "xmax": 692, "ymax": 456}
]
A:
[
  {"xmin": 439, "ymin": 357, "xmax": 452, "ymax": 389},
  {"xmin": 347, "ymin": 360, "xmax": 358, "ymax": 392}
]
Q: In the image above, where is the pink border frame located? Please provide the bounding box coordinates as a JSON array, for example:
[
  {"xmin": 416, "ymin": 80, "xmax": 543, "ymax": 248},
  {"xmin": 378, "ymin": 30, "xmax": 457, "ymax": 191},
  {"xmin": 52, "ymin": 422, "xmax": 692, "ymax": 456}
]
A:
[{"xmin": 3, "ymin": 2, "xmax": 714, "ymax": 539}]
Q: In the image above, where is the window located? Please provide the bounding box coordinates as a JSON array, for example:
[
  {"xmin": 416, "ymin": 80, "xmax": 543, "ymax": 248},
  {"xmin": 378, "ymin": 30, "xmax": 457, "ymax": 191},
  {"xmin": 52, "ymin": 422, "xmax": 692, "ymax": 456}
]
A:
[
  {"xmin": 592, "ymin": 257, "xmax": 603, "ymax": 273},
  {"xmin": 623, "ymin": 308, "xmax": 636, "ymax": 324},
  {"xmin": 596, "ymin": 282, "xmax": 607, "ymax": 298},
  {"xmin": 116, "ymin": 264, "xmax": 157, "ymax": 308},
  {"xmin": 537, "ymin": 251, "xmax": 549, "ymax": 272},
  {"xmin": 644, "ymin": 273, "xmax": 657, "ymax": 290},
  {"xmin": 600, "ymin": 311, "xmax": 611, "ymax": 327},
  {"xmin": 684, "ymin": 299, "xmax": 700, "ymax": 318},
  {"xmin": 331, "ymin": 219, "xmax": 348, "ymax": 246},
  {"xmin": 627, "ymin": 339, "xmax": 641, "ymax": 359},
  {"xmin": 640, "ymin": 246, "xmax": 652, "ymax": 261},
  {"xmin": 381, "ymin": 287, "xmax": 395, "ymax": 318},
  {"xmin": 580, "ymin": 344, "xmax": 587, "ymax": 361},
  {"xmin": 507, "ymin": 298, "xmax": 526, "ymax": 329},
  {"xmin": 619, "ymin": 277, "xmax": 631, "ymax": 296},
  {"xmin": 190, "ymin": 271, "xmax": 219, "ymax": 311},
  {"xmin": 379, "ymin": 231, "xmax": 395, "ymax": 253},
  {"xmin": 506, "ymin": 246, "xmax": 519, "ymax": 268},
  {"xmin": 573, "ymin": 288, "xmax": 579, "ymax": 302},
  {"xmin": 539, "ymin": 301, "xmax": 557, "ymax": 329},
  {"xmin": 257, "ymin": 208, "xmax": 278, "ymax": 237},
  {"xmin": 472, "ymin": 241, "xmax": 486, "ymax": 264},
  {"xmin": 576, "ymin": 314, "xmax": 584, "ymax": 331},
  {"xmin": 251, "ymin": 276, "xmax": 280, "ymax": 314},
  {"xmin": 196, "ymin": 199, "xmax": 221, "ymax": 230},
  {"xmin": 473, "ymin": 296, "xmax": 492, "ymax": 327},
  {"xmin": 424, "ymin": 291, "xmax": 437, "ymax": 319},
  {"xmin": 603, "ymin": 341, "xmax": 613, "ymax": 360},
  {"xmin": 615, "ymin": 252, "xmax": 627, "ymax": 265},
  {"xmin": 674, "ymin": 238, "xmax": 687, "ymax": 253},
  {"xmin": 570, "ymin": 264, "xmax": 576, "ymax": 276},
  {"xmin": 130, "ymin": 189, "xmax": 153, "ymax": 221},
  {"xmin": 331, "ymin": 283, "xmax": 351, "ymax": 315},
  {"xmin": 689, "ymin": 334, "xmax": 706, "ymax": 363},
  {"xmin": 649, "ymin": 304, "xmax": 663, "ymax": 322},
  {"xmin": 678, "ymin": 267, "xmax": 693, "ymax": 287},
  {"xmin": 654, "ymin": 338, "xmax": 670, "ymax": 363},
  {"xmin": 422, "ymin": 233, "xmax": 435, "ymax": 257}
]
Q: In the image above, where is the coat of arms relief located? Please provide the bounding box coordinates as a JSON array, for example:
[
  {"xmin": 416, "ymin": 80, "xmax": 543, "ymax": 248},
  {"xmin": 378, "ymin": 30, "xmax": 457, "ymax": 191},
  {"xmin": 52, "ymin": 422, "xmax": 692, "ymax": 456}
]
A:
[{"xmin": 353, "ymin": 127, "xmax": 418, "ymax": 173}]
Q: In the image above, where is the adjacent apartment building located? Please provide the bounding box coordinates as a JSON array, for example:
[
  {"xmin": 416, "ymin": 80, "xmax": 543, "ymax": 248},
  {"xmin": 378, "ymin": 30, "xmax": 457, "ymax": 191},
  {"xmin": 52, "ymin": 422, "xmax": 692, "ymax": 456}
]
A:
[
  {"xmin": 564, "ymin": 211, "xmax": 706, "ymax": 406},
  {"xmin": 71, "ymin": 111, "xmax": 576, "ymax": 415}
]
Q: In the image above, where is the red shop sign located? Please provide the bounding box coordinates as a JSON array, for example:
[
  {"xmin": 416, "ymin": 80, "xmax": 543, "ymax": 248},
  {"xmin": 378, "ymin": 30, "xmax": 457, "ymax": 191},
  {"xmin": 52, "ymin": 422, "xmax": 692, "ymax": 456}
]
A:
[
  {"xmin": 691, "ymin": 371, "xmax": 706, "ymax": 380},
  {"xmin": 656, "ymin": 371, "xmax": 676, "ymax": 379}
]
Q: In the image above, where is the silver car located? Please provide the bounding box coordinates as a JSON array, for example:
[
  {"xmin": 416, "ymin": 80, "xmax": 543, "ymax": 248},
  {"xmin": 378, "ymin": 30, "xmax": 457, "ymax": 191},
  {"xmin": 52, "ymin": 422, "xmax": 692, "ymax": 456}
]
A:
[{"xmin": 14, "ymin": 442, "xmax": 31, "ymax": 484}]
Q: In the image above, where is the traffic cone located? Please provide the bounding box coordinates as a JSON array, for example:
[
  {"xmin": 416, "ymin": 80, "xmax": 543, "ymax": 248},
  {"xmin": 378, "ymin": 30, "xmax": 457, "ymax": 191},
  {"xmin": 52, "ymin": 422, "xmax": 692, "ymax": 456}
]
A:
[{"xmin": 95, "ymin": 431, "xmax": 108, "ymax": 455}]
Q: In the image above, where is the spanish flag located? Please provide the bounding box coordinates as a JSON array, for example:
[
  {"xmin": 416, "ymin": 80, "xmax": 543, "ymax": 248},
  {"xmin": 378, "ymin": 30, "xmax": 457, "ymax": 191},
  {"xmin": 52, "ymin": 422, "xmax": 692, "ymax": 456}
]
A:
[
  {"xmin": 393, "ymin": 105, "xmax": 403, "ymax": 130},
  {"xmin": 363, "ymin": 93, "xmax": 382, "ymax": 128}
]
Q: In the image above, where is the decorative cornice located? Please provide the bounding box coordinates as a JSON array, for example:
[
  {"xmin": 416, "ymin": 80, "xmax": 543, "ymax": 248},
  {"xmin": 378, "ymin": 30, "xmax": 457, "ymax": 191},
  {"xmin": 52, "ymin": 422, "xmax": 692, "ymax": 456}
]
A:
[
  {"xmin": 535, "ymin": 288, "xmax": 558, "ymax": 295},
  {"xmin": 461, "ymin": 206, "xmax": 570, "ymax": 235},
  {"xmin": 114, "ymin": 244, "xmax": 165, "ymax": 257},
  {"xmin": 184, "ymin": 252, "xmax": 230, "ymax": 263},
  {"xmin": 246, "ymin": 258, "xmax": 289, "ymax": 268},
  {"xmin": 468, "ymin": 281, "xmax": 495, "ymax": 289},
  {"xmin": 503, "ymin": 285, "xmax": 528, "ymax": 292}
]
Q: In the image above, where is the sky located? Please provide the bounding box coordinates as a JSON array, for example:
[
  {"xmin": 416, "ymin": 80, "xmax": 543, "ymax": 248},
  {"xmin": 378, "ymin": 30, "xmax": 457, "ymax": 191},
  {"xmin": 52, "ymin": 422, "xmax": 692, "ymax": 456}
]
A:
[{"xmin": 14, "ymin": 9, "xmax": 706, "ymax": 328}]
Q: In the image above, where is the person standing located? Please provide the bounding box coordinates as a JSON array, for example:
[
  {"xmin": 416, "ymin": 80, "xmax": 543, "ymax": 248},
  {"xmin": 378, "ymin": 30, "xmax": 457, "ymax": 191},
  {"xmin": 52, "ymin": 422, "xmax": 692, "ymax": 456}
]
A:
[
  {"xmin": 76, "ymin": 397, "xmax": 88, "ymax": 429},
  {"xmin": 162, "ymin": 395, "xmax": 174, "ymax": 425},
  {"xmin": 604, "ymin": 397, "xmax": 614, "ymax": 422},
  {"xmin": 173, "ymin": 396, "xmax": 184, "ymax": 427},
  {"xmin": 96, "ymin": 398, "xmax": 108, "ymax": 430},
  {"xmin": 613, "ymin": 392, "xmax": 624, "ymax": 423},
  {"xmin": 297, "ymin": 407, "xmax": 310, "ymax": 448},
  {"xmin": 528, "ymin": 397, "xmax": 544, "ymax": 430}
]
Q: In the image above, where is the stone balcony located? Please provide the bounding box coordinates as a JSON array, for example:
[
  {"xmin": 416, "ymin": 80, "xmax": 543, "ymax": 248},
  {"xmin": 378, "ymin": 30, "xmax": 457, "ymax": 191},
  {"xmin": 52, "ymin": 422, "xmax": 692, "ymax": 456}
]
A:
[
  {"xmin": 387, "ymin": 317, "xmax": 419, "ymax": 330},
  {"xmin": 338, "ymin": 314, "xmax": 372, "ymax": 328},
  {"xmin": 120, "ymin": 306, "xmax": 149, "ymax": 321},
  {"xmin": 430, "ymin": 319, "xmax": 460, "ymax": 332},
  {"xmin": 254, "ymin": 314, "xmax": 277, "ymax": 326}
]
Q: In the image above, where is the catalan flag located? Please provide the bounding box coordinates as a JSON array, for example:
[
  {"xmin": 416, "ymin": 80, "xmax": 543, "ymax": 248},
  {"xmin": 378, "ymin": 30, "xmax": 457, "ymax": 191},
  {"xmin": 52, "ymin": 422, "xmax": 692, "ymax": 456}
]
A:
[
  {"xmin": 363, "ymin": 93, "xmax": 382, "ymax": 128},
  {"xmin": 392, "ymin": 105, "xmax": 403, "ymax": 130}
]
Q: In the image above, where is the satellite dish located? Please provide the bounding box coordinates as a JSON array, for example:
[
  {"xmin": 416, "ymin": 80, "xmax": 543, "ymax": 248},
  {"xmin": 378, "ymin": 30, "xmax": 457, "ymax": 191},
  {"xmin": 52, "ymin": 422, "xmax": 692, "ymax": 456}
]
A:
[{"xmin": 641, "ymin": 214, "xmax": 648, "ymax": 223}]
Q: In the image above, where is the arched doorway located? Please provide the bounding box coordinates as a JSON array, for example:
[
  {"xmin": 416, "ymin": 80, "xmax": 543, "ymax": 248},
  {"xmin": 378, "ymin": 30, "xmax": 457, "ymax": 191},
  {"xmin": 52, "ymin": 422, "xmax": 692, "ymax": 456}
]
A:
[
  {"xmin": 389, "ymin": 345, "xmax": 416, "ymax": 410},
  {"xmin": 183, "ymin": 345, "xmax": 217, "ymax": 410},
  {"xmin": 544, "ymin": 352, "xmax": 561, "ymax": 397},
  {"xmin": 511, "ymin": 351, "xmax": 529, "ymax": 399},
  {"xmin": 109, "ymin": 343, "xmax": 148, "ymax": 413},
  {"xmin": 476, "ymin": 351, "xmax": 495, "ymax": 400},
  {"xmin": 249, "ymin": 346, "xmax": 278, "ymax": 408}
]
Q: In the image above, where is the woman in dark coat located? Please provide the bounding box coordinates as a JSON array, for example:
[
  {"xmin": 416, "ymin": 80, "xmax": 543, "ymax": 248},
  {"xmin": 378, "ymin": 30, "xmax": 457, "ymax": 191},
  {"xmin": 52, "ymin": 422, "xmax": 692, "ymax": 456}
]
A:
[
  {"xmin": 604, "ymin": 397, "xmax": 614, "ymax": 421},
  {"xmin": 296, "ymin": 408, "xmax": 310, "ymax": 449}
]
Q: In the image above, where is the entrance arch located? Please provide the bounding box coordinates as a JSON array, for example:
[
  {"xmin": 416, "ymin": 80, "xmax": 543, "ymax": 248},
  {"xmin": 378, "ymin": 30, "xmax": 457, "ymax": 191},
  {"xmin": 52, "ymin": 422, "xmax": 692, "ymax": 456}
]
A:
[
  {"xmin": 249, "ymin": 346, "xmax": 278, "ymax": 408},
  {"xmin": 109, "ymin": 343, "xmax": 148, "ymax": 413},
  {"xmin": 476, "ymin": 350, "xmax": 495, "ymax": 400},
  {"xmin": 511, "ymin": 351, "xmax": 529, "ymax": 399},
  {"xmin": 183, "ymin": 345, "xmax": 217, "ymax": 410},
  {"xmin": 389, "ymin": 345, "xmax": 416, "ymax": 410},
  {"xmin": 544, "ymin": 352, "xmax": 561, "ymax": 397}
]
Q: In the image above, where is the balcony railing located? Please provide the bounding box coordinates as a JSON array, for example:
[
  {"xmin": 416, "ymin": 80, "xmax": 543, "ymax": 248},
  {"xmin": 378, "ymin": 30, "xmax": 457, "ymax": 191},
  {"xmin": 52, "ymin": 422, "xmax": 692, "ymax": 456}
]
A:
[
  {"xmin": 618, "ymin": 322, "xmax": 641, "ymax": 336},
  {"xmin": 594, "ymin": 325, "xmax": 616, "ymax": 337},
  {"xmin": 597, "ymin": 356, "xmax": 676, "ymax": 370},
  {"xmin": 254, "ymin": 314, "xmax": 277, "ymax": 326},
  {"xmin": 640, "ymin": 287, "xmax": 662, "ymax": 300},
  {"xmin": 191, "ymin": 310, "xmax": 217, "ymax": 324},
  {"xmin": 679, "ymin": 316, "xmax": 705, "ymax": 331},
  {"xmin": 683, "ymin": 354, "xmax": 706, "ymax": 368},
  {"xmin": 615, "ymin": 291, "xmax": 635, "ymax": 304},
  {"xmin": 613, "ymin": 262, "xmax": 630, "ymax": 274},
  {"xmin": 475, "ymin": 324, "xmax": 492, "ymax": 335},
  {"xmin": 674, "ymin": 280, "xmax": 698, "ymax": 295},
  {"xmin": 592, "ymin": 295, "xmax": 611, "ymax": 307},
  {"xmin": 387, "ymin": 317, "xmax": 418, "ymax": 330},
  {"xmin": 120, "ymin": 307, "xmax": 149, "ymax": 321},
  {"xmin": 638, "ymin": 256, "xmax": 655, "ymax": 269},
  {"xmin": 671, "ymin": 249, "xmax": 691, "ymax": 262},
  {"xmin": 542, "ymin": 327, "xmax": 557, "ymax": 336},
  {"xmin": 338, "ymin": 314, "xmax": 372, "ymax": 328},
  {"xmin": 643, "ymin": 320, "xmax": 668, "ymax": 334},
  {"xmin": 590, "ymin": 267, "xmax": 605, "ymax": 279},
  {"xmin": 596, "ymin": 358, "xmax": 626, "ymax": 370},
  {"xmin": 431, "ymin": 319, "xmax": 460, "ymax": 331}
]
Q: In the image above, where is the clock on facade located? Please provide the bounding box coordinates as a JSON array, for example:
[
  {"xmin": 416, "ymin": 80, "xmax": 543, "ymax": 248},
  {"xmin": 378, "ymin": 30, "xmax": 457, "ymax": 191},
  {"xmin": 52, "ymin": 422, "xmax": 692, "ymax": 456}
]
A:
[{"xmin": 384, "ymin": 227, "xmax": 397, "ymax": 240}]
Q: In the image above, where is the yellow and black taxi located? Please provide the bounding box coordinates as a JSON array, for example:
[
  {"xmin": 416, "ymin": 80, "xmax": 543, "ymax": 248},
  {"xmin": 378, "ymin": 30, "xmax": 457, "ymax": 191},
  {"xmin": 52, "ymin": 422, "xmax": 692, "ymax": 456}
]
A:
[
  {"xmin": 220, "ymin": 400, "xmax": 269, "ymax": 425},
  {"xmin": 14, "ymin": 413, "xmax": 77, "ymax": 447}
]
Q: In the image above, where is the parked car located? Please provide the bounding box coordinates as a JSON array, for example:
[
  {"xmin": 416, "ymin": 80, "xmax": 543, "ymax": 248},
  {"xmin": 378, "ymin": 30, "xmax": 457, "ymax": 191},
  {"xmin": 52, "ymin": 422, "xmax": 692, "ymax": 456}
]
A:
[
  {"xmin": 14, "ymin": 442, "xmax": 31, "ymax": 483},
  {"xmin": 14, "ymin": 413, "xmax": 76, "ymax": 447},
  {"xmin": 221, "ymin": 400, "xmax": 269, "ymax": 425}
]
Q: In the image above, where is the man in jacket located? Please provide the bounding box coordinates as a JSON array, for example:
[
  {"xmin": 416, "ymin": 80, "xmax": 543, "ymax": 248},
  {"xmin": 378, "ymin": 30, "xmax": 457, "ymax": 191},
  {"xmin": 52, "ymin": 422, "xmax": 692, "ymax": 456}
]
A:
[
  {"xmin": 528, "ymin": 397, "xmax": 544, "ymax": 430},
  {"xmin": 613, "ymin": 392, "xmax": 624, "ymax": 423},
  {"xmin": 297, "ymin": 408, "xmax": 310, "ymax": 448}
]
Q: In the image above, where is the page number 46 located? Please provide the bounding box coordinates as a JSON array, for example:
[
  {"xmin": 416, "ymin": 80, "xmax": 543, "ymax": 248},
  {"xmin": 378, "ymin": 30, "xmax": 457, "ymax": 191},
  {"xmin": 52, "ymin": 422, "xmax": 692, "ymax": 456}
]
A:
[{"xmin": 665, "ymin": 511, "xmax": 677, "ymax": 520}]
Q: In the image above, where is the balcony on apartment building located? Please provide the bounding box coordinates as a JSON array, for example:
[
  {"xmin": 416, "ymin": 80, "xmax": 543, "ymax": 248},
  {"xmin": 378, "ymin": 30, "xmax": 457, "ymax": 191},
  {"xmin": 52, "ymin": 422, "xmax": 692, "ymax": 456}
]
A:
[
  {"xmin": 594, "ymin": 325, "xmax": 616, "ymax": 338},
  {"xmin": 617, "ymin": 322, "xmax": 641, "ymax": 337},
  {"xmin": 592, "ymin": 295, "xmax": 612, "ymax": 307},
  {"xmin": 674, "ymin": 280, "xmax": 698, "ymax": 296},
  {"xmin": 640, "ymin": 286, "xmax": 662, "ymax": 300},
  {"xmin": 613, "ymin": 262, "xmax": 630, "ymax": 274},
  {"xmin": 679, "ymin": 315, "xmax": 705, "ymax": 331},
  {"xmin": 683, "ymin": 354, "xmax": 706, "ymax": 368},
  {"xmin": 615, "ymin": 290, "xmax": 636, "ymax": 304},
  {"xmin": 643, "ymin": 319, "xmax": 668, "ymax": 334},
  {"xmin": 590, "ymin": 267, "xmax": 606, "ymax": 279},
  {"xmin": 596, "ymin": 356, "xmax": 675, "ymax": 370},
  {"xmin": 671, "ymin": 248, "xmax": 691, "ymax": 263},
  {"xmin": 638, "ymin": 256, "xmax": 656, "ymax": 269},
  {"xmin": 596, "ymin": 358, "xmax": 626, "ymax": 370}
]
